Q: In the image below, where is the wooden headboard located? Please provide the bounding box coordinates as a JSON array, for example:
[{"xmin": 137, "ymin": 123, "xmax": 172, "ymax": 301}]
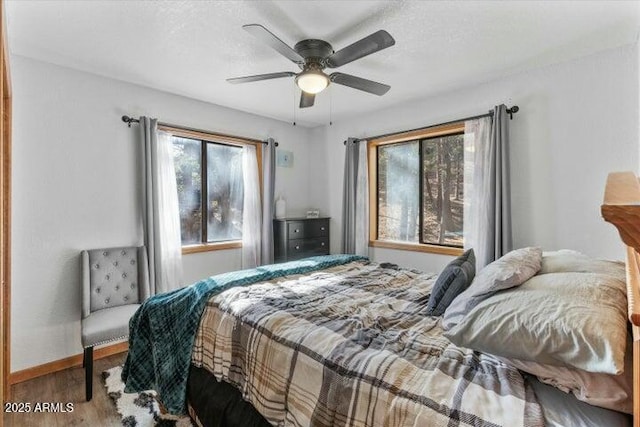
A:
[{"xmin": 602, "ymin": 171, "xmax": 640, "ymax": 426}]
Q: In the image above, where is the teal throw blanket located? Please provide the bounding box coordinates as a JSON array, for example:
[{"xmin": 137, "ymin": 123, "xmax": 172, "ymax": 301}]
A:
[{"xmin": 122, "ymin": 254, "xmax": 366, "ymax": 414}]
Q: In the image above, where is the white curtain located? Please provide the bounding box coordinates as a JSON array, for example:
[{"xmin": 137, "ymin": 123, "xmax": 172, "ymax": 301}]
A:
[
  {"xmin": 354, "ymin": 140, "xmax": 369, "ymax": 257},
  {"xmin": 242, "ymin": 144, "xmax": 262, "ymax": 269},
  {"xmin": 141, "ymin": 117, "xmax": 183, "ymax": 294},
  {"xmin": 463, "ymin": 117, "xmax": 488, "ymax": 265},
  {"xmin": 464, "ymin": 105, "xmax": 512, "ymax": 269}
]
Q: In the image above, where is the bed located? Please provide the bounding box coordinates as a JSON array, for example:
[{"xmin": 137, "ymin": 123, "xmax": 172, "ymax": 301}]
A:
[{"xmin": 122, "ymin": 171, "xmax": 639, "ymax": 427}]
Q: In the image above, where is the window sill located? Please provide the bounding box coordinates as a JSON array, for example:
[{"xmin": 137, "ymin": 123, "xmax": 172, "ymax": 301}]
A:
[
  {"xmin": 182, "ymin": 241, "xmax": 242, "ymax": 255},
  {"xmin": 369, "ymin": 240, "xmax": 463, "ymax": 256}
]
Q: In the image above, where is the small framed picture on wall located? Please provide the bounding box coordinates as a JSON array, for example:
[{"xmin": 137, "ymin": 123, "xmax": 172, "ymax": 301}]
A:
[{"xmin": 277, "ymin": 150, "xmax": 294, "ymax": 168}]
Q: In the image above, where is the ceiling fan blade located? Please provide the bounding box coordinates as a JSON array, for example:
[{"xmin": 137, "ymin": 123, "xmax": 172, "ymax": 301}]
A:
[
  {"xmin": 227, "ymin": 72, "xmax": 296, "ymax": 84},
  {"xmin": 300, "ymin": 92, "xmax": 315, "ymax": 108},
  {"xmin": 326, "ymin": 30, "xmax": 395, "ymax": 68},
  {"xmin": 330, "ymin": 72, "xmax": 390, "ymax": 96},
  {"xmin": 243, "ymin": 24, "xmax": 305, "ymax": 64}
]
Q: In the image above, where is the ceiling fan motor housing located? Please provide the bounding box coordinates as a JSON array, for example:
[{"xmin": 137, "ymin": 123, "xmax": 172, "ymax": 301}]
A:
[{"xmin": 294, "ymin": 39, "xmax": 334, "ymax": 68}]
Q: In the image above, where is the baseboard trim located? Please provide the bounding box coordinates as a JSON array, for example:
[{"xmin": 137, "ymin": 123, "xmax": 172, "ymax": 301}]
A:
[{"xmin": 9, "ymin": 341, "xmax": 128, "ymax": 385}]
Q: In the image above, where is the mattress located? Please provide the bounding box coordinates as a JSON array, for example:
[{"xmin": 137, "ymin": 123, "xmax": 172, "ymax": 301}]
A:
[
  {"xmin": 187, "ymin": 366, "xmax": 632, "ymax": 427},
  {"xmin": 528, "ymin": 376, "xmax": 632, "ymax": 427}
]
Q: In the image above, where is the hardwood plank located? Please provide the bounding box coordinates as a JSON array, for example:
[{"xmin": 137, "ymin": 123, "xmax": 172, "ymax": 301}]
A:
[{"xmin": 4, "ymin": 353, "xmax": 125, "ymax": 426}]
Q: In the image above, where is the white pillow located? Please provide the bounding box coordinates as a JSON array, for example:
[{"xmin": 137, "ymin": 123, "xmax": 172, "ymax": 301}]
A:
[
  {"xmin": 442, "ymin": 247, "xmax": 542, "ymax": 331},
  {"xmin": 444, "ymin": 271, "xmax": 628, "ymax": 374},
  {"xmin": 541, "ymin": 249, "xmax": 625, "ymax": 279},
  {"xmin": 497, "ymin": 348, "xmax": 632, "ymax": 414}
]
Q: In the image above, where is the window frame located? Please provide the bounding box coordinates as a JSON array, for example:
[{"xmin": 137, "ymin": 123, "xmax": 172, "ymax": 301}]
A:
[
  {"xmin": 368, "ymin": 122, "xmax": 465, "ymax": 256},
  {"xmin": 162, "ymin": 125, "xmax": 263, "ymax": 254}
]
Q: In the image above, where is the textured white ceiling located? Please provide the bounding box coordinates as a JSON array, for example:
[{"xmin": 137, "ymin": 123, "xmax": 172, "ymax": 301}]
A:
[{"xmin": 6, "ymin": 1, "xmax": 640, "ymax": 127}]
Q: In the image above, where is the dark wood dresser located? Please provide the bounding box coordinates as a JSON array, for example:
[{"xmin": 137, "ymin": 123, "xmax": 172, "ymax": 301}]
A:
[{"xmin": 274, "ymin": 217, "xmax": 330, "ymax": 262}]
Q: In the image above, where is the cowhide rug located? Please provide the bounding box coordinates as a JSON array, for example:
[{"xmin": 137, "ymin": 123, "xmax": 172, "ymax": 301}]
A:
[{"xmin": 102, "ymin": 365, "xmax": 193, "ymax": 427}]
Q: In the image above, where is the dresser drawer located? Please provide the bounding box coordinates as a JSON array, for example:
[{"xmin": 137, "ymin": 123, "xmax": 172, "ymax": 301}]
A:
[
  {"xmin": 287, "ymin": 239, "xmax": 305, "ymax": 254},
  {"xmin": 307, "ymin": 219, "xmax": 329, "ymax": 238},
  {"xmin": 306, "ymin": 237, "xmax": 329, "ymax": 255},
  {"xmin": 287, "ymin": 221, "xmax": 306, "ymax": 239},
  {"xmin": 287, "ymin": 237, "xmax": 329, "ymax": 259}
]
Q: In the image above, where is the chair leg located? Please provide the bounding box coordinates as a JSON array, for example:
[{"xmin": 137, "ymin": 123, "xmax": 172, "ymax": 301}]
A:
[{"xmin": 84, "ymin": 346, "xmax": 93, "ymax": 401}]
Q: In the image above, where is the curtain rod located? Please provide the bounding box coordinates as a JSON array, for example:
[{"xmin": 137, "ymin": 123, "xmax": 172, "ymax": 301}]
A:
[
  {"xmin": 345, "ymin": 105, "xmax": 519, "ymax": 144},
  {"xmin": 121, "ymin": 115, "xmax": 278, "ymax": 146}
]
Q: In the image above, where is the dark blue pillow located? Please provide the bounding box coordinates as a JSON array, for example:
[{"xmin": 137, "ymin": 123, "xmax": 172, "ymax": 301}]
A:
[{"xmin": 425, "ymin": 249, "xmax": 475, "ymax": 316}]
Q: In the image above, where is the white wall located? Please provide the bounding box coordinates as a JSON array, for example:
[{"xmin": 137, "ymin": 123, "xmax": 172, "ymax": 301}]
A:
[
  {"xmin": 312, "ymin": 44, "xmax": 639, "ymax": 265},
  {"xmin": 11, "ymin": 43, "xmax": 640, "ymax": 371},
  {"xmin": 11, "ymin": 56, "xmax": 315, "ymax": 371}
]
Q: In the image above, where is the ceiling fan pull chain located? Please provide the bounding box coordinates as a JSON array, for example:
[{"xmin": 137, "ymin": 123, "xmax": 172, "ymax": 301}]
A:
[
  {"xmin": 329, "ymin": 86, "xmax": 333, "ymax": 126},
  {"xmin": 292, "ymin": 81, "xmax": 297, "ymax": 126}
]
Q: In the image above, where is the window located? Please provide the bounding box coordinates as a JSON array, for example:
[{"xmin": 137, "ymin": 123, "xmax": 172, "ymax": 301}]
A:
[
  {"xmin": 169, "ymin": 128, "xmax": 260, "ymax": 253},
  {"xmin": 370, "ymin": 123, "xmax": 465, "ymax": 255}
]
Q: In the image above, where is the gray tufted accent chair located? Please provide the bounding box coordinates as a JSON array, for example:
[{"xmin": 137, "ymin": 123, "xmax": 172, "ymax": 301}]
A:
[{"xmin": 81, "ymin": 246, "xmax": 150, "ymax": 401}]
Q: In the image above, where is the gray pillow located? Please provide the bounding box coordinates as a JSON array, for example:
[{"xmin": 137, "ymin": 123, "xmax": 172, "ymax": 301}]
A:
[
  {"xmin": 425, "ymin": 249, "xmax": 475, "ymax": 316},
  {"xmin": 444, "ymin": 271, "xmax": 627, "ymax": 375},
  {"xmin": 442, "ymin": 246, "xmax": 542, "ymax": 330}
]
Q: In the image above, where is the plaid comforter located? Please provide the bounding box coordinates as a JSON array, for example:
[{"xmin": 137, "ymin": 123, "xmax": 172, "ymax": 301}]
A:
[
  {"xmin": 123, "ymin": 254, "xmax": 365, "ymax": 414},
  {"xmin": 192, "ymin": 260, "xmax": 543, "ymax": 427}
]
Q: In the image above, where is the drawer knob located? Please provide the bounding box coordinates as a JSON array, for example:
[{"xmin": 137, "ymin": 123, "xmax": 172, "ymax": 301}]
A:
[
  {"xmin": 295, "ymin": 245, "xmax": 300, "ymax": 250},
  {"xmin": 320, "ymin": 227, "xmax": 325, "ymax": 231},
  {"xmin": 294, "ymin": 229, "xmax": 300, "ymax": 233},
  {"xmin": 321, "ymin": 242, "xmax": 325, "ymax": 246}
]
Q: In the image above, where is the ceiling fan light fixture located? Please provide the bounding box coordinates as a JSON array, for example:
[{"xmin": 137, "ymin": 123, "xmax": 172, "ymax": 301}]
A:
[{"xmin": 295, "ymin": 69, "xmax": 329, "ymax": 94}]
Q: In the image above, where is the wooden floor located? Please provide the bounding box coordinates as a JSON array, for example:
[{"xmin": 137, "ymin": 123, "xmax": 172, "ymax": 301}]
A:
[{"xmin": 4, "ymin": 352, "xmax": 126, "ymax": 426}]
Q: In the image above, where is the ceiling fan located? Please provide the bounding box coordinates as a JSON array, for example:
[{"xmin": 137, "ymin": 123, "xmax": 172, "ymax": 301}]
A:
[{"xmin": 227, "ymin": 24, "xmax": 395, "ymax": 108}]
